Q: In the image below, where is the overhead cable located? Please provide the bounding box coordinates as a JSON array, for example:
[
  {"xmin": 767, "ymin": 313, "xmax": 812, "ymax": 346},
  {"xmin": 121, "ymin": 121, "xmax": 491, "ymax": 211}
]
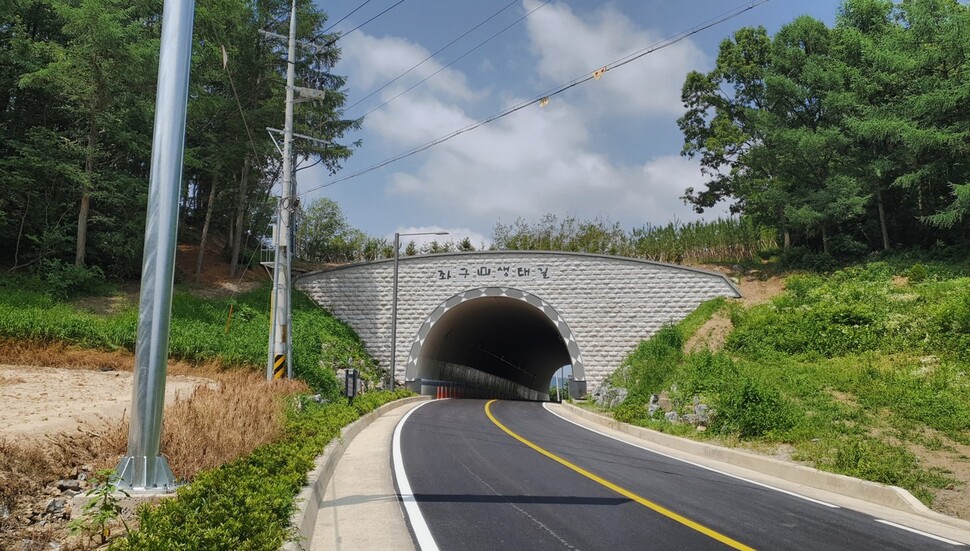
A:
[
  {"xmin": 298, "ymin": 0, "xmax": 771, "ymax": 197},
  {"xmin": 358, "ymin": 0, "xmax": 553, "ymax": 119},
  {"xmin": 320, "ymin": 0, "xmax": 407, "ymax": 48},
  {"xmin": 344, "ymin": 0, "xmax": 521, "ymax": 113},
  {"xmin": 321, "ymin": 0, "xmax": 375, "ymax": 35}
]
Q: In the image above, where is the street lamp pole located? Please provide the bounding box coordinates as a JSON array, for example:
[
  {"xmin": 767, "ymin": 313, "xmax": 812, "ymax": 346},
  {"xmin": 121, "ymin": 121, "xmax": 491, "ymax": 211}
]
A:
[{"xmin": 390, "ymin": 231, "xmax": 448, "ymax": 391}]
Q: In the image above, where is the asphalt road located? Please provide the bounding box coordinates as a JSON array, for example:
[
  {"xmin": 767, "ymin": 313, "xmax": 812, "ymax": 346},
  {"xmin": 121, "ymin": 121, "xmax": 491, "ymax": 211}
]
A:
[{"xmin": 396, "ymin": 399, "xmax": 963, "ymax": 551}]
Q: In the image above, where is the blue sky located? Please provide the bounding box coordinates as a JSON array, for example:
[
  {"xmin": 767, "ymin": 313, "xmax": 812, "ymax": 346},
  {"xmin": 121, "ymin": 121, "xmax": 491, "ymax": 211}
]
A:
[{"xmin": 300, "ymin": 0, "xmax": 843, "ymax": 248}]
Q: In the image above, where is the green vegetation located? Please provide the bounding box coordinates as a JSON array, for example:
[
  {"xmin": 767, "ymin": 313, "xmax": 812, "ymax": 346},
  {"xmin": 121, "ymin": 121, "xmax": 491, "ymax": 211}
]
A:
[
  {"xmin": 1, "ymin": 0, "xmax": 358, "ymax": 278},
  {"xmin": 69, "ymin": 469, "xmax": 130, "ymax": 546},
  {"xmin": 493, "ymin": 215, "xmax": 775, "ymax": 264},
  {"xmin": 608, "ymin": 259, "xmax": 970, "ymax": 505},
  {"xmin": 680, "ymin": 0, "xmax": 970, "ymax": 256},
  {"xmin": 113, "ymin": 389, "xmax": 412, "ymax": 550},
  {"xmin": 0, "ymin": 278, "xmax": 379, "ymax": 395}
]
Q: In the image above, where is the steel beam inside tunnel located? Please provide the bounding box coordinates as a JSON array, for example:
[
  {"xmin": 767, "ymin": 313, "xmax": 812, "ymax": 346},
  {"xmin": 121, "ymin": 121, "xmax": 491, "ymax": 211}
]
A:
[{"xmin": 416, "ymin": 296, "xmax": 571, "ymax": 394}]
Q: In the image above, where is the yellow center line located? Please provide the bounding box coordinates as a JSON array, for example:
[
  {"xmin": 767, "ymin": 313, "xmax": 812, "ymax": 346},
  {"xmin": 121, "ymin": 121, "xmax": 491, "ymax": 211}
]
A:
[{"xmin": 484, "ymin": 399, "xmax": 756, "ymax": 551}]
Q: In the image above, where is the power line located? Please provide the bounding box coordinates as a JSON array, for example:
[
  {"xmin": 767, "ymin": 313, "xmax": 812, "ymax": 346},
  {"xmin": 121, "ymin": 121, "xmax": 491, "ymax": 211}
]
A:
[
  {"xmin": 344, "ymin": 0, "xmax": 521, "ymax": 113},
  {"xmin": 298, "ymin": 0, "xmax": 771, "ymax": 198},
  {"xmin": 357, "ymin": 0, "xmax": 553, "ymax": 120},
  {"xmin": 322, "ymin": 0, "xmax": 375, "ymax": 35},
  {"xmin": 319, "ymin": 0, "xmax": 407, "ymax": 49}
]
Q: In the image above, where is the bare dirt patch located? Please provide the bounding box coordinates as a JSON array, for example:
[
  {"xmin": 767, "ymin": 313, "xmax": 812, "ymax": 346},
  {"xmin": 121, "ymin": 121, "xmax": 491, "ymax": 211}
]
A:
[
  {"xmin": 685, "ymin": 312, "xmax": 734, "ymax": 354},
  {"xmin": 0, "ymin": 364, "xmax": 215, "ymax": 440},
  {"xmin": 682, "ymin": 269, "xmax": 787, "ymax": 354},
  {"xmin": 0, "ymin": 344, "xmax": 306, "ymax": 550}
]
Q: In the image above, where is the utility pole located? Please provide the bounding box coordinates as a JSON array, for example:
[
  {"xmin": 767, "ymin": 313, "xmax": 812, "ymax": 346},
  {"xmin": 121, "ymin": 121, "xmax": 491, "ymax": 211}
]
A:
[{"xmin": 263, "ymin": 0, "xmax": 327, "ymax": 381}]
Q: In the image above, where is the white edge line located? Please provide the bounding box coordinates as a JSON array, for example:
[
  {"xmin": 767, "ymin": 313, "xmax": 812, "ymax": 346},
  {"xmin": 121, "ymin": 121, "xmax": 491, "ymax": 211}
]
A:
[
  {"xmin": 393, "ymin": 400, "xmax": 440, "ymax": 551},
  {"xmin": 874, "ymin": 519, "xmax": 965, "ymax": 546},
  {"xmin": 542, "ymin": 403, "xmax": 839, "ymax": 509}
]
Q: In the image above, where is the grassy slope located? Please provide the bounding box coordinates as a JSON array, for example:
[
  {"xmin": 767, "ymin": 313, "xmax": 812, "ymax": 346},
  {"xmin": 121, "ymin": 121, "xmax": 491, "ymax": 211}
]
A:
[
  {"xmin": 0, "ymin": 279, "xmax": 378, "ymax": 396},
  {"xmin": 608, "ymin": 259, "xmax": 970, "ymax": 507},
  {"xmin": 0, "ymin": 275, "xmax": 407, "ymax": 549}
]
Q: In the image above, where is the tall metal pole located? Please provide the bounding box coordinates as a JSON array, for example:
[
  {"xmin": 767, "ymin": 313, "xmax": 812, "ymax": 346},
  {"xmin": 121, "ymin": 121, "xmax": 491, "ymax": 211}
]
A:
[
  {"xmin": 267, "ymin": 0, "xmax": 297, "ymax": 381},
  {"xmin": 116, "ymin": 0, "xmax": 194, "ymax": 491},
  {"xmin": 390, "ymin": 232, "xmax": 400, "ymax": 391},
  {"xmin": 389, "ymin": 231, "xmax": 447, "ymax": 391}
]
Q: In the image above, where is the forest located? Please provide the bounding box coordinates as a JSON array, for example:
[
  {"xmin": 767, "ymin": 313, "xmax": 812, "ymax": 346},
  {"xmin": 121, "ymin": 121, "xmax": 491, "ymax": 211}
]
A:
[
  {"xmin": 679, "ymin": 0, "xmax": 969, "ymax": 257},
  {"xmin": 0, "ymin": 0, "xmax": 359, "ymax": 281}
]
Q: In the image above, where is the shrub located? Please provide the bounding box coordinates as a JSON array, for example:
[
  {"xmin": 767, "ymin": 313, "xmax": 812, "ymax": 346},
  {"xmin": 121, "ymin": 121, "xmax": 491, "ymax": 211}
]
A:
[
  {"xmin": 908, "ymin": 263, "xmax": 928, "ymax": 283},
  {"xmin": 713, "ymin": 378, "xmax": 795, "ymax": 438},
  {"xmin": 613, "ymin": 397, "xmax": 651, "ymax": 425},
  {"xmin": 779, "ymin": 246, "xmax": 839, "ymax": 272},
  {"xmin": 41, "ymin": 259, "xmax": 107, "ymax": 298},
  {"xmin": 115, "ymin": 390, "xmax": 413, "ymax": 550}
]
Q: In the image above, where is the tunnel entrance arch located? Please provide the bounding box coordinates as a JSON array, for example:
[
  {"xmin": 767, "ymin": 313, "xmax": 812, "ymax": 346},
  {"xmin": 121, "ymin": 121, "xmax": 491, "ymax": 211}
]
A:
[{"xmin": 404, "ymin": 287, "xmax": 585, "ymax": 399}]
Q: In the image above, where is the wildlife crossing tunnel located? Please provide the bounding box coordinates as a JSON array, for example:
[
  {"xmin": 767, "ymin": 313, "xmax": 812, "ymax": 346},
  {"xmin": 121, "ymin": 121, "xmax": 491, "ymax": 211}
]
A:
[{"xmin": 295, "ymin": 251, "xmax": 740, "ymax": 400}]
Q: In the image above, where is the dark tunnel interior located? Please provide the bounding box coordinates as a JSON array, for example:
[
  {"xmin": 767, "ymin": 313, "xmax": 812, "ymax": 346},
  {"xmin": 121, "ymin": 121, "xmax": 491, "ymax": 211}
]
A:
[{"xmin": 414, "ymin": 296, "xmax": 572, "ymax": 396}]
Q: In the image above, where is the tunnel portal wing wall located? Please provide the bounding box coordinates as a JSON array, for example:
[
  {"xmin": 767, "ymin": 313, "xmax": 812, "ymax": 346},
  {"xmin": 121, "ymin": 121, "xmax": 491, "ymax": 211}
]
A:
[{"xmin": 295, "ymin": 251, "xmax": 740, "ymax": 393}]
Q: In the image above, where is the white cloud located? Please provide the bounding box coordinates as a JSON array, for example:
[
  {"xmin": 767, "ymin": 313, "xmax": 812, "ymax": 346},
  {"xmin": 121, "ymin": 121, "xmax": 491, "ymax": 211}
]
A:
[
  {"xmin": 339, "ymin": 33, "xmax": 480, "ymax": 105},
  {"xmin": 522, "ymin": 0, "xmax": 708, "ymax": 117},
  {"xmin": 377, "ymin": 96, "xmax": 725, "ymax": 227},
  {"xmin": 323, "ymin": 10, "xmax": 725, "ymax": 241}
]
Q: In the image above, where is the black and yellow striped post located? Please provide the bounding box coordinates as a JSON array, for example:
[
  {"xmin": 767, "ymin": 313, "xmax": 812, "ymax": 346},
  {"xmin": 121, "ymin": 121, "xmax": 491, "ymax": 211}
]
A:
[{"xmin": 273, "ymin": 354, "xmax": 286, "ymax": 380}]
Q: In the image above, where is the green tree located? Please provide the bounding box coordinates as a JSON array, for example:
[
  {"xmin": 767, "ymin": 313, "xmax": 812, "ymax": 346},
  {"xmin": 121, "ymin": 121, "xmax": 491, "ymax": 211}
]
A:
[
  {"xmin": 19, "ymin": 0, "xmax": 157, "ymax": 267},
  {"xmin": 678, "ymin": 2, "xmax": 970, "ymax": 254}
]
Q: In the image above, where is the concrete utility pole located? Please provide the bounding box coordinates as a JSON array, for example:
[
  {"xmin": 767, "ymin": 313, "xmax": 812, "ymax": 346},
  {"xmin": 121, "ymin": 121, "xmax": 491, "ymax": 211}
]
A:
[
  {"xmin": 263, "ymin": 0, "xmax": 329, "ymax": 382},
  {"xmin": 116, "ymin": 0, "xmax": 194, "ymax": 491},
  {"xmin": 267, "ymin": 0, "xmax": 298, "ymax": 381}
]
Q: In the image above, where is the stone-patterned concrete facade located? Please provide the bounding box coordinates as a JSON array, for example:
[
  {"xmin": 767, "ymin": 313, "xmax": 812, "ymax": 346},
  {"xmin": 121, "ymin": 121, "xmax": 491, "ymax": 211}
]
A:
[{"xmin": 295, "ymin": 251, "xmax": 740, "ymax": 392}]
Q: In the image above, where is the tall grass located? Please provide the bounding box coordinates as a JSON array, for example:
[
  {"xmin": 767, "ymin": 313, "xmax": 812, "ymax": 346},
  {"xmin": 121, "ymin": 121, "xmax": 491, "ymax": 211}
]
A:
[
  {"xmin": 493, "ymin": 215, "xmax": 777, "ymax": 264},
  {"xmin": 630, "ymin": 218, "xmax": 777, "ymax": 264},
  {"xmin": 114, "ymin": 390, "xmax": 413, "ymax": 550}
]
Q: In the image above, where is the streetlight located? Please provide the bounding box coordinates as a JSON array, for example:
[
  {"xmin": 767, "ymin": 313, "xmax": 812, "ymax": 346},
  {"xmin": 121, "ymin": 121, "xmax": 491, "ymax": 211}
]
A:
[{"xmin": 390, "ymin": 230, "xmax": 448, "ymax": 391}]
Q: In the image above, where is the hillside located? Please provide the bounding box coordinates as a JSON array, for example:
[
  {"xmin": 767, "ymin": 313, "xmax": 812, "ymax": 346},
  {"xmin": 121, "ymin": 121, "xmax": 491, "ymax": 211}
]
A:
[{"xmin": 604, "ymin": 257, "xmax": 970, "ymax": 519}]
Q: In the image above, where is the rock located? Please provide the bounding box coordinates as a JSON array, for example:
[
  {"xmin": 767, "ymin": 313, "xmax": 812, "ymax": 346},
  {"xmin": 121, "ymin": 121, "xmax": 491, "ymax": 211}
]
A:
[
  {"xmin": 694, "ymin": 404, "xmax": 710, "ymax": 423},
  {"xmin": 44, "ymin": 498, "xmax": 69, "ymax": 519},
  {"xmin": 682, "ymin": 414, "xmax": 700, "ymax": 426},
  {"xmin": 647, "ymin": 404, "xmax": 659, "ymax": 417},
  {"xmin": 657, "ymin": 393, "xmax": 673, "ymax": 412},
  {"xmin": 56, "ymin": 479, "xmax": 81, "ymax": 492},
  {"xmin": 664, "ymin": 411, "xmax": 679, "ymax": 423},
  {"xmin": 592, "ymin": 382, "xmax": 628, "ymax": 408},
  {"xmin": 61, "ymin": 490, "xmax": 77, "ymax": 499}
]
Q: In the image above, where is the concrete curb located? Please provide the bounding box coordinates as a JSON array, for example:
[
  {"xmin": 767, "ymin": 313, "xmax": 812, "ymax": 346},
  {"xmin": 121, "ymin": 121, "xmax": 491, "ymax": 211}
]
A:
[
  {"xmin": 556, "ymin": 402, "xmax": 970, "ymax": 531},
  {"xmin": 283, "ymin": 395, "xmax": 431, "ymax": 551}
]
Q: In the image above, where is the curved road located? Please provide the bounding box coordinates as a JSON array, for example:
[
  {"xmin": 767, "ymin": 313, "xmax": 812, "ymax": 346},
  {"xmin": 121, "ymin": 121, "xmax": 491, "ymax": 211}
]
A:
[{"xmin": 395, "ymin": 399, "xmax": 963, "ymax": 550}]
